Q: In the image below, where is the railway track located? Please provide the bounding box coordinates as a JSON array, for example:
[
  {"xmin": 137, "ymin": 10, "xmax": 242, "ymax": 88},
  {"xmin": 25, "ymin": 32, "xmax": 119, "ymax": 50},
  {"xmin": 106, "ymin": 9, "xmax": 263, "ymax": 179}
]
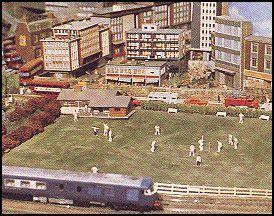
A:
[{"xmin": 2, "ymin": 195, "xmax": 272, "ymax": 214}]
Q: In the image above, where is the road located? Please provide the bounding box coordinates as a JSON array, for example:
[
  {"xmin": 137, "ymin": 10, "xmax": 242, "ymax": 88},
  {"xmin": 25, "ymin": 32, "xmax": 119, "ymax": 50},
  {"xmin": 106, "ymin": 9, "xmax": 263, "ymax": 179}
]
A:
[{"xmin": 2, "ymin": 195, "xmax": 272, "ymax": 214}]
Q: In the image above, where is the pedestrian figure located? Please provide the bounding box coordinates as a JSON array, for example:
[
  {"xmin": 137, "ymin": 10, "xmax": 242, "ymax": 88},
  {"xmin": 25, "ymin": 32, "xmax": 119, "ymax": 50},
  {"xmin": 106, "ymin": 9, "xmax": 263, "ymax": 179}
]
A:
[
  {"xmin": 91, "ymin": 166, "xmax": 98, "ymax": 173},
  {"xmin": 103, "ymin": 123, "xmax": 109, "ymax": 136},
  {"xmin": 208, "ymin": 142, "xmax": 211, "ymax": 152},
  {"xmin": 155, "ymin": 125, "xmax": 160, "ymax": 135},
  {"xmin": 228, "ymin": 134, "xmax": 233, "ymax": 145},
  {"xmin": 239, "ymin": 113, "xmax": 244, "ymax": 124},
  {"xmin": 151, "ymin": 140, "xmax": 157, "ymax": 152},
  {"xmin": 196, "ymin": 155, "xmax": 202, "ymax": 166},
  {"xmin": 217, "ymin": 141, "xmax": 223, "ymax": 153},
  {"xmin": 85, "ymin": 104, "xmax": 88, "ymax": 112},
  {"xmin": 189, "ymin": 144, "xmax": 196, "ymax": 156},
  {"xmin": 73, "ymin": 109, "xmax": 78, "ymax": 122},
  {"xmin": 198, "ymin": 139, "xmax": 204, "ymax": 151},
  {"xmin": 217, "ymin": 94, "xmax": 221, "ymax": 103},
  {"xmin": 233, "ymin": 137, "xmax": 238, "ymax": 150},
  {"xmin": 92, "ymin": 127, "xmax": 99, "ymax": 136},
  {"xmin": 8, "ymin": 94, "xmax": 13, "ymax": 103},
  {"xmin": 108, "ymin": 129, "xmax": 113, "ymax": 142}
]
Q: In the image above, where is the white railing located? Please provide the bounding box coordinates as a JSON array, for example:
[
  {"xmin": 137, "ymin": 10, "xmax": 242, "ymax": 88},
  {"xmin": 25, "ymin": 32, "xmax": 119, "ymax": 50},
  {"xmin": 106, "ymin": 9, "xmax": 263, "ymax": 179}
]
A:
[{"xmin": 154, "ymin": 182, "xmax": 272, "ymax": 199}]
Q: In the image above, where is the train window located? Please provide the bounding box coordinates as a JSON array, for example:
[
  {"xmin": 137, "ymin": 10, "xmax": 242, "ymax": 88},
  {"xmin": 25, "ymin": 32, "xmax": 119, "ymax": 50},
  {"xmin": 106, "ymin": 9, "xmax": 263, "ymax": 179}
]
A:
[
  {"xmin": 20, "ymin": 180, "xmax": 31, "ymax": 188},
  {"xmin": 36, "ymin": 182, "xmax": 46, "ymax": 190},
  {"xmin": 77, "ymin": 186, "xmax": 82, "ymax": 192},
  {"xmin": 4, "ymin": 179, "xmax": 15, "ymax": 187},
  {"xmin": 126, "ymin": 189, "xmax": 139, "ymax": 201},
  {"xmin": 88, "ymin": 186, "xmax": 102, "ymax": 196},
  {"xmin": 59, "ymin": 184, "xmax": 64, "ymax": 190},
  {"xmin": 104, "ymin": 187, "xmax": 115, "ymax": 197}
]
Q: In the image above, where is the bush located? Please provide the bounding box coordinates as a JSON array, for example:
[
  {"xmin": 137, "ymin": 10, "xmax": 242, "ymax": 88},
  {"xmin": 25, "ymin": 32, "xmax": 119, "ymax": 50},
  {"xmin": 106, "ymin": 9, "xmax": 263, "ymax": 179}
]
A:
[
  {"xmin": 43, "ymin": 101, "xmax": 61, "ymax": 118},
  {"xmin": 2, "ymin": 125, "xmax": 7, "ymax": 135},
  {"xmin": 25, "ymin": 120, "xmax": 44, "ymax": 135},
  {"xmin": 141, "ymin": 101, "xmax": 272, "ymax": 119},
  {"xmin": 2, "ymin": 135, "xmax": 21, "ymax": 150},
  {"xmin": 27, "ymin": 97, "xmax": 51, "ymax": 111},
  {"xmin": 8, "ymin": 110, "xmax": 22, "ymax": 122}
]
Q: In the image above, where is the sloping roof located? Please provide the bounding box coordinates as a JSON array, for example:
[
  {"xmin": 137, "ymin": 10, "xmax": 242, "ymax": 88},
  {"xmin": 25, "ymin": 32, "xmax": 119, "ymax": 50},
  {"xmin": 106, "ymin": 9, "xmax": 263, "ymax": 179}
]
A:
[
  {"xmin": 26, "ymin": 18, "xmax": 54, "ymax": 33},
  {"xmin": 245, "ymin": 35, "xmax": 272, "ymax": 44},
  {"xmin": 107, "ymin": 59, "xmax": 166, "ymax": 67},
  {"xmin": 126, "ymin": 28, "xmax": 183, "ymax": 35},
  {"xmin": 52, "ymin": 20, "xmax": 98, "ymax": 31},
  {"xmin": 3, "ymin": 166, "xmax": 152, "ymax": 189},
  {"xmin": 88, "ymin": 95, "xmax": 131, "ymax": 108},
  {"xmin": 57, "ymin": 89, "xmax": 118, "ymax": 101}
]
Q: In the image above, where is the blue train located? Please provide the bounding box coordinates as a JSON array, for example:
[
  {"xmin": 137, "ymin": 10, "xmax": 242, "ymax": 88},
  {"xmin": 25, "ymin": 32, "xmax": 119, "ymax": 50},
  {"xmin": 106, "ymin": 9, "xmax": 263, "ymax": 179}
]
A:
[{"xmin": 2, "ymin": 166, "xmax": 162, "ymax": 211}]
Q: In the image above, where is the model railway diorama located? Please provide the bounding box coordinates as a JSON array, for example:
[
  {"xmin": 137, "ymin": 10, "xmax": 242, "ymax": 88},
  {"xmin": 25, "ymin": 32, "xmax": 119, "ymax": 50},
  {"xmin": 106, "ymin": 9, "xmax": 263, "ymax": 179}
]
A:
[{"xmin": 2, "ymin": 166, "xmax": 162, "ymax": 212}]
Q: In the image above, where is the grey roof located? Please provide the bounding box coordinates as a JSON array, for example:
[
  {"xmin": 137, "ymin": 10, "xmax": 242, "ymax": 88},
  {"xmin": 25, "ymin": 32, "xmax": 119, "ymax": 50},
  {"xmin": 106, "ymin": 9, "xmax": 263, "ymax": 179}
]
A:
[
  {"xmin": 245, "ymin": 35, "xmax": 272, "ymax": 44},
  {"xmin": 88, "ymin": 95, "xmax": 131, "ymax": 108},
  {"xmin": 52, "ymin": 20, "xmax": 98, "ymax": 30},
  {"xmin": 3, "ymin": 166, "xmax": 152, "ymax": 188},
  {"xmin": 92, "ymin": 4, "xmax": 151, "ymax": 15},
  {"xmin": 57, "ymin": 89, "xmax": 118, "ymax": 101},
  {"xmin": 107, "ymin": 59, "xmax": 167, "ymax": 67},
  {"xmin": 27, "ymin": 18, "xmax": 54, "ymax": 33},
  {"xmin": 126, "ymin": 28, "xmax": 183, "ymax": 35}
]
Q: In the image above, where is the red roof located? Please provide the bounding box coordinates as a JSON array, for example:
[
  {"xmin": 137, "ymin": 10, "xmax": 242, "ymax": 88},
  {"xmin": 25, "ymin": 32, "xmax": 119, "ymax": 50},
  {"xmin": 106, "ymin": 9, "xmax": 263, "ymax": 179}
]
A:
[
  {"xmin": 25, "ymin": 78, "xmax": 70, "ymax": 88},
  {"xmin": 20, "ymin": 58, "xmax": 43, "ymax": 72}
]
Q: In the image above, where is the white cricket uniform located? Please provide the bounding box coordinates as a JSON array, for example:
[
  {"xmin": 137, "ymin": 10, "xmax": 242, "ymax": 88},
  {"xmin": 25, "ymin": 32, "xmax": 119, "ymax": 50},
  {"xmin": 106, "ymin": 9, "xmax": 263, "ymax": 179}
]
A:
[
  {"xmin": 217, "ymin": 141, "xmax": 223, "ymax": 152},
  {"xmin": 189, "ymin": 145, "xmax": 195, "ymax": 156}
]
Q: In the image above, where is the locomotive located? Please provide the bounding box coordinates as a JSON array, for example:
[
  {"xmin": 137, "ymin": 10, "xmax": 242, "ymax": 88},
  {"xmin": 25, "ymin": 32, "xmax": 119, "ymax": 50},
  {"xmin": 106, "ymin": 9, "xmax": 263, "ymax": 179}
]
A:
[{"xmin": 2, "ymin": 166, "xmax": 162, "ymax": 212}]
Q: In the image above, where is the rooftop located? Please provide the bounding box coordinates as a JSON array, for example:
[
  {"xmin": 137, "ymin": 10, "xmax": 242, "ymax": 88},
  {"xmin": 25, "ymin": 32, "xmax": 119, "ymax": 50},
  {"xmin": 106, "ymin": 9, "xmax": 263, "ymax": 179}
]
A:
[
  {"xmin": 216, "ymin": 15, "xmax": 249, "ymax": 23},
  {"xmin": 3, "ymin": 166, "xmax": 152, "ymax": 188},
  {"xmin": 52, "ymin": 20, "xmax": 98, "ymax": 30},
  {"xmin": 107, "ymin": 59, "xmax": 167, "ymax": 67},
  {"xmin": 126, "ymin": 28, "xmax": 184, "ymax": 35},
  {"xmin": 245, "ymin": 35, "xmax": 272, "ymax": 44}
]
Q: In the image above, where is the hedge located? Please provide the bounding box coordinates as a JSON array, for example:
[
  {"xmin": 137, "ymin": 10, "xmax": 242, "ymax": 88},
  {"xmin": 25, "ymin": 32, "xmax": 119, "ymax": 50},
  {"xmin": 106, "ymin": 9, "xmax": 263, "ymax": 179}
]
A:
[{"xmin": 141, "ymin": 101, "xmax": 272, "ymax": 120}]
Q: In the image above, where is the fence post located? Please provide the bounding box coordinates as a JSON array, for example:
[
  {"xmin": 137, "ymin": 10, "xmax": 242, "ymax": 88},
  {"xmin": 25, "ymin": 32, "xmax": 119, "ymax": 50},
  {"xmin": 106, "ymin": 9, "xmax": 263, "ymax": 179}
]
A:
[
  {"xmin": 186, "ymin": 185, "xmax": 189, "ymax": 194},
  {"xmin": 155, "ymin": 182, "xmax": 158, "ymax": 192},
  {"xmin": 171, "ymin": 183, "xmax": 174, "ymax": 194},
  {"xmin": 250, "ymin": 188, "xmax": 252, "ymax": 196},
  {"xmin": 218, "ymin": 186, "xmax": 221, "ymax": 195},
  {"xmin": 234, "ymin": 187, "xmax": 237, "ymax": 196}
]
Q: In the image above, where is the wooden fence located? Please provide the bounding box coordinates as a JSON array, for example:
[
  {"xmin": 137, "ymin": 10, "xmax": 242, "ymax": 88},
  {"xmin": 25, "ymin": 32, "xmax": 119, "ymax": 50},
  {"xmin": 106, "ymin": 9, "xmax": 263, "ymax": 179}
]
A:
[{"xmin": 154, "ymin": 182, "xmax": 272, "ymax": 199}]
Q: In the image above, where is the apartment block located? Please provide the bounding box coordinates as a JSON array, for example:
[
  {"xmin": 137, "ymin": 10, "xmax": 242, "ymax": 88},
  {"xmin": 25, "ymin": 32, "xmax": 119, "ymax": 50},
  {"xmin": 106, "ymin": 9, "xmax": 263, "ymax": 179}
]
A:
[
  {"xmin": 190, "ymin": 2, "xmax": 227, "ymax": 61},
  {"xmin": 92, "ymin": 4, "xmax": 154, "ymax": 57},
  {"xmin": 41, "ymin": 37, "xmax": 80, "ymax": 76},
  {"xmin": 169, "ymin": 2, "xmax": 192, "ymax": 29},
  {"xmin": 212, "ymin": 16, "xmax": 253, "ymax": 90},
  {"xmin": 244, "ymin": 35, "xmax": 272, "ymax": 89},
  {"xmin": 105, "ymin": 59, "xmax": 167, "ymax": 86},
  {"xmin": 126, "ymin": 24, "xmax": 185, "ymax": 61},
  {"xmin": 52, "ymin": 20, "xmax": 101, "ymax": 65}
]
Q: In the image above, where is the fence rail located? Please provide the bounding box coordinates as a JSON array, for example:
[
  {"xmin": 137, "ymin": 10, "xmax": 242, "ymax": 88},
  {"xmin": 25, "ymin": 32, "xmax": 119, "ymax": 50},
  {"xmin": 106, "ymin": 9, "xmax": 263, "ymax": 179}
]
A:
[{"xmin": 154, "ymin": 182, "xmax": 272, "ymax": 199}]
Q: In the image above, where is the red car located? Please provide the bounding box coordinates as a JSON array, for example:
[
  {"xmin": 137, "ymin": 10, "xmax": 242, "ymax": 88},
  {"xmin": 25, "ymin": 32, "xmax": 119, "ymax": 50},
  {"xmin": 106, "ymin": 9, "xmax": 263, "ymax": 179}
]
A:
[
  {"xmin": 184, "ymin": 98, "xmax": 208, "ymax": 106},
  {"xmin": 132, "ymin": 99, "xmax": 141, "ymax": 106},
  {"xmin": 224, "ymin": 97, "xmax": 259, "ymax": 108}
]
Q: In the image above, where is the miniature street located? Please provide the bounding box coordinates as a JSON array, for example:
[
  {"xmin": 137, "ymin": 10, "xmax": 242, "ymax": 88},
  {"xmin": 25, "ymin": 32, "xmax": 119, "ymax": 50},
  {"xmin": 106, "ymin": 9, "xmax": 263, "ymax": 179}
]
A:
[{"xmin": 2, "ymin": 2, "xmax": 272, "ymax": 215}]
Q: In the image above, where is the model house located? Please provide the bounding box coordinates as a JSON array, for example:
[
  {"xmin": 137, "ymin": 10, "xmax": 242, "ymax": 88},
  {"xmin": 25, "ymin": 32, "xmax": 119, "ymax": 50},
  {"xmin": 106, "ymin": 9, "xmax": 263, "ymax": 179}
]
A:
[
  {"xmin": 244, "ymin": 35, "xmax": 272, "ymax": 89},
  {"xmin": 105, "ymin": 59, "xmax": 167, "ymax": 86},
  {"xmin": 126, "ymin": 23, "xmax": 185, "ymax": 61},
  {"xmin": 57, "ymin": 89, "xmax": 133, "ymax": 118},
  {"xmin": 212, "ymin": 16, "xmax": 253, "ymax": 90}
]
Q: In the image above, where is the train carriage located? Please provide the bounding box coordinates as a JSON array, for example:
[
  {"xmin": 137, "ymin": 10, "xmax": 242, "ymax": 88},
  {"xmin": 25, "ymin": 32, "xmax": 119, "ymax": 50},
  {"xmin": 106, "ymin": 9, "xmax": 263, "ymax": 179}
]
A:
[{"xmin": 2, "ymin": 166, "xmax": 162, "ymax": 212}]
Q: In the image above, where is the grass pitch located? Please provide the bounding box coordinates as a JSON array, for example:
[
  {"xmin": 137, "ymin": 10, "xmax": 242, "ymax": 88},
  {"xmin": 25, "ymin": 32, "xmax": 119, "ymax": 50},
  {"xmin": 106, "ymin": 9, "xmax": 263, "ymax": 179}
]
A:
[{"xmin": 3, "ymin": 110, "xmax": 272, "ymax": 189}]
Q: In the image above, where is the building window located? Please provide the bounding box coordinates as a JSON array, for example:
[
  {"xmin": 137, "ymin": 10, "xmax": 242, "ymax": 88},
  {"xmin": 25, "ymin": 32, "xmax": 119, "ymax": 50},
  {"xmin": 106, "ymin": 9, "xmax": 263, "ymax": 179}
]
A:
[
  {"xmin": 4, "ymin": 179, "xmax": 15, "ymax": 187},
  {"xmin": 266, "ymin": 45, "xmax": 272, "ymax": 55},
  {"xmin": 251, "ymin": 57, "xmax": 258, "ymax": 67},
  {"xmin": 252, "ymin": 43, "xmax": 258, "ymax": 53},
  {"xmin": 77, "ymin": 186, "xmax": 82, "ymax": 192},
  {"xmin": 114, "ymin": 107, "xmax": 121, "ymax": 111},
  {"xmin": 20, "ymin": 180, "xmax": 31, "ymax": 188},
  {"xmin": 36, "ymin": 182, "xmax": 46, "ymax": 190},
  {"xmin": 59, "ymin": 184, "xmax": 64, "ymax": 190},
  {"xmin": 265, "ymin": 60, "xmax": 271, "ymax": 70}
]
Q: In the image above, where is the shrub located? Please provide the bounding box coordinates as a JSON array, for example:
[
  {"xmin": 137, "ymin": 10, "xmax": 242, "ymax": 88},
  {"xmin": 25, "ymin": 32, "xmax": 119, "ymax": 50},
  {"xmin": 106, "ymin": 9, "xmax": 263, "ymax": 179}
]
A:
[
  {"xmin": 25, "ymin": 120, "xmax": 44, "ymax": 135},
  {"xmin": 2, "ymin": 135, "xmax": 21, "ymax": 150},
  {"xmin": 2, "ymin": 125, "xmax": 7, "ymax": 135},
  {"xmin": 43, "ymin": 101, "xmax": 61, "ymax": 118},
  {"xmin": 8, "ymin": 111, "xmax": 21, "ymax": 122},
  {"xmin": 27, "ymin": 97, "xmax": 51, "ymax": 111}
]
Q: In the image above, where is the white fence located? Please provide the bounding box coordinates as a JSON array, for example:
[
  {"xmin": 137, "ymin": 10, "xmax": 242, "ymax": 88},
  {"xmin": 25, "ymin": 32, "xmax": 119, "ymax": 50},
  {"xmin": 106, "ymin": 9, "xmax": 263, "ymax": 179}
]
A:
[{"xmin": 154, "ymin": 182, "xmax": 272, "ymax": 199}]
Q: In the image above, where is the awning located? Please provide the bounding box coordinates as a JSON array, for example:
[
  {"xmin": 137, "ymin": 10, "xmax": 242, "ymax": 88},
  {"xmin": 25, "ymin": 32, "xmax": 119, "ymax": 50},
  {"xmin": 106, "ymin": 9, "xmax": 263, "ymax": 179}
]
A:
[
  {"xmin": 146, "ymin": 78, "xmax": 159, "ymax": 83},
  {"xmin": 119, "ymin": 77, "xmax": 132, "ymax": 83},
  {"xmin": 132, "ymin": 77, "xmax": 145, "ymax": 83},
  {"xmin": 106, "ymin": 76, "xmax": 119, "ymax": 81}
]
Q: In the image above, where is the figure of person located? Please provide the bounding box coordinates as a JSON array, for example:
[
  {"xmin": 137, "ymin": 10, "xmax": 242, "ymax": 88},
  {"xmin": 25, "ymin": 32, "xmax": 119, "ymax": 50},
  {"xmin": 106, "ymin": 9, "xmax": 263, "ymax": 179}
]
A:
[
  {"xmin": 73, "ymin": 109, "xmax": 78, "ymax": 122},
  {"xmin": 103, "ymin": 123, "xmax": 109, "ymax": 136},
  {"xmin": 217, "ymin": 141, "xmax": 223, "ymax": 153},
  {"xmin": 217, "ymin": 94, "xmax": 221, "ymax": 103},
  {"xmin": 91, "ymin": 166, "xmax": 98, "ymax": 173},
  {"xmin": 151, "ymin": 140, "xmax": 157, "ymax": 152},
  {"xmin": 239, "ymin": 113, "xmax": 244, "ymax": 124},
  {"xmin": 8, "ymin": 94, "xmax": 13, "ymax": 103},
  {"xmin": 233, "ymin": 137, "xmax": 238, "ymax": 150},
  {"xmin": 228, "ymin": 134, "xmax": 233, "ymax": 145},
  {"xmin": 196, "ymin": 155, "xmax": 202, "ymax": 166},
  {"xmin": 92, "ymin": 127, "xmax": 99, "ymax": 136},
  {"xmin": 108, "ymin": 129, "xmax": 113, "ymax": 142},
  {"xmin": 198, "ymin": 139, "xmax": 204, "ymax": 151},
  {"xmin": 208, "ymin": 142, "xmax": 211, "ymax": 152},
  {"xmin": 155, "ymin": 125, "xmax": 160, "ymax": 135},
  {"xmin": 189, "ymin": 144, "xmax": 196, "ymax": 156},
  {"xmin": 85, "ymin": 104, "xmax": 88, "ymax": 112}
]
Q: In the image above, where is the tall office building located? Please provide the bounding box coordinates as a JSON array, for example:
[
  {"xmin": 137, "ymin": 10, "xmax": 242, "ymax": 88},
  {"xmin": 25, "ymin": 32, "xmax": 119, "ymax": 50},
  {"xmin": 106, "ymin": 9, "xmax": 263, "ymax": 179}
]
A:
[{"xmin": 190, "ymin": 2, "xmax": 228, "ymax": 61}]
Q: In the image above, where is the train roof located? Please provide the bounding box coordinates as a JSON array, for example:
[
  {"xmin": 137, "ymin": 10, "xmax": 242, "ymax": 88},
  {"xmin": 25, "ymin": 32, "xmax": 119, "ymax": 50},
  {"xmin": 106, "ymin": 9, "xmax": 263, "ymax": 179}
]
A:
[
  {"xmin": 148, "ymin": 92, "xmax": 178, "ymax": 97},
  {"xmin": 2, "ymin": 166, "xmax": 153, "ymax": 189}
]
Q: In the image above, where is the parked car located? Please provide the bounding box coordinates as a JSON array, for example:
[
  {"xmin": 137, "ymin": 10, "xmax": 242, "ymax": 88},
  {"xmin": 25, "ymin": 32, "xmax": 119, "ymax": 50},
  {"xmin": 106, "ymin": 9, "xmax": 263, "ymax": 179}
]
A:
[
  {"xmin": 132, "ymin": 99, "xmax": 141, "ymax": 106},
  {"xmin": 260, "ymin": 102, "xmax": 272, "ymax": 111}
]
